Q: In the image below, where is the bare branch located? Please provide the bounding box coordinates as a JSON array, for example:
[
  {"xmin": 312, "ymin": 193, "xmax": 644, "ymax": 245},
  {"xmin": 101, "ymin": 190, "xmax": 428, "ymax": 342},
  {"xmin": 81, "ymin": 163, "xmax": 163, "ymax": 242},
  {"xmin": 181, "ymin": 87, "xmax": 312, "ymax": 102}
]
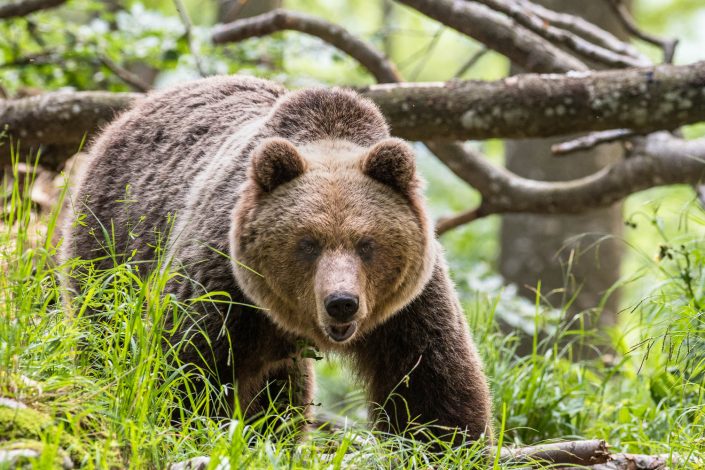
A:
[
  {"xmin": 454, "ymin": 47, "xmax": 489, "ymax": 78},
  {"xmin": 364, "ymin": 60, "xmax": 705, "ymax": 141},
  {"xmin": 435, "ymin": 208, "xmax": 481, "ymax": 235},
  {"xmin": 515, "ymin": 0, "xmax": 645, "ymax": 62},
  {"xmin": 551, "ymin": 129, "xmax": 637, "ymax": 156},
  {"xmin": 0, "ymin": 91, "xmax": 140, "ymax": 167},
  {"xmin": 99, "ymin": 56, "xmax": 152, "ymax": 92},
  {"xmin": 471, "ymin": 0, "xmax": 649, "ymax": 69},
  {"xmin": 395, "ymin": 0, "xmax": 587, "ymax": 73},
  {"xmin": 0, "ymin": 0, "xmax": 65, "ymax": 19},
  {"xmin": 497, "ymin": 439, "xmax": 610, "ymax": 466},
  {"xmin": 605, "ymin": 0, "xmax": 678, "ymax": 63},
  {"xmin": 429, "ymin": 133, "xmax": 705, "ymax": 234},
  {"xmin": 3, "ymin": 61, "xmax": 705, "ymax": 160},
  {"xmin": 593, "ymin": 452, "xmax": 700, "ymax": 469},
  {"xmin": 212, "ymin": 9, "xmax": 401, "ymax": 83}
]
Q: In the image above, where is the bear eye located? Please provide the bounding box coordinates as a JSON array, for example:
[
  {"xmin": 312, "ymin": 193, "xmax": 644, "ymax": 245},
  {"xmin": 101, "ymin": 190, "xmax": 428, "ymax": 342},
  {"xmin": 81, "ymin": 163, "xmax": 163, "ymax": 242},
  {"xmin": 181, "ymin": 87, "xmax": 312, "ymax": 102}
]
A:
[
  {"xmin": 356, "ymin": 237, "xmax": 375, "ymax": 262},
  {"xmin": 297, "ymin": 237, "xmax": 321, "ymax": 261}
]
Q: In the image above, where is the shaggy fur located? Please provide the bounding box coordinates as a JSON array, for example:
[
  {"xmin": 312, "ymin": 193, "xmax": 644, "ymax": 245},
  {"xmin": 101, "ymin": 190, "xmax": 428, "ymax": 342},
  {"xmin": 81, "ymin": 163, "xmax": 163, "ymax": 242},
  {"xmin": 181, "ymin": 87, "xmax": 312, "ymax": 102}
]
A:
[{"xmin": 61, "ymin": 75, "xmax": 492, "ymax": 442}]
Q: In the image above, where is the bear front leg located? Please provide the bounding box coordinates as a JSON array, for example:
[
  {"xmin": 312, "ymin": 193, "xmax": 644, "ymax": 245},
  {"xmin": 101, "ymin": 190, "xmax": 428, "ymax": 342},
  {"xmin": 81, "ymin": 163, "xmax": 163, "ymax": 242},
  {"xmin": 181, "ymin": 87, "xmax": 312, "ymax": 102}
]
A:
[
  {"xmin": 239, "ymin": 357, "xmax": 315, "ymax": 438},
  {"xmin": 352, "ymin": 260, "xmax": 492, "ymax": 444}
]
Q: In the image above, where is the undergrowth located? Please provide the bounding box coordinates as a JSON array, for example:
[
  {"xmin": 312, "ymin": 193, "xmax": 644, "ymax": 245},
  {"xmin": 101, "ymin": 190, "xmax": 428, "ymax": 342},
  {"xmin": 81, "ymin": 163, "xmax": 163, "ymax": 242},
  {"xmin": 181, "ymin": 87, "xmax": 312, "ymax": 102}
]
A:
[{"xmin": 1, "ymin": 157, "xmax": 704, "ymax": 468}]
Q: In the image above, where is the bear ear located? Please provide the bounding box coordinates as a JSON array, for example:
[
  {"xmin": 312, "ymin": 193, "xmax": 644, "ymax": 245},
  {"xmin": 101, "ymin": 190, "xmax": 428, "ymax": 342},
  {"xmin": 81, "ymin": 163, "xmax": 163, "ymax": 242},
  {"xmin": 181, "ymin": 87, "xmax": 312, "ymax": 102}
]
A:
[
  {"xmin": 251, "ymin": 138, "xmax": 307, "ymax": 192},
  {"xmin": 361, "ymin": 138, "xmax": 416, "ymax": 194}
]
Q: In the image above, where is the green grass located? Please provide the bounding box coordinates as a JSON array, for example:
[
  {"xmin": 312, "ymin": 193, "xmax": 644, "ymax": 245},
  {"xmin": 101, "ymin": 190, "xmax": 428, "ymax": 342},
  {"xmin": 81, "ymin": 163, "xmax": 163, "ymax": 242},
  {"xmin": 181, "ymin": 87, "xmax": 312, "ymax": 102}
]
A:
[{"xmin": 1, "ymin": 156, "xmax": 704, "ymax": 468}]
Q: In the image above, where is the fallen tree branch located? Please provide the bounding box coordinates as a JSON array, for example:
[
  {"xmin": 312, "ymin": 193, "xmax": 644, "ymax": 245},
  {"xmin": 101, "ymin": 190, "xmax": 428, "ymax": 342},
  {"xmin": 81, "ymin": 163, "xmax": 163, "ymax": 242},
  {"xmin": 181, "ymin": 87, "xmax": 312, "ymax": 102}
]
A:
[
  {"xmin": 594, "ymin": 452, "xmax": 698, "ymax": 469},
  {"xmin": 0, "ymin": 91, "xmax": 140, "ymax": 167},
  {"xmin": 363, "ymin": 60, "xmax": 705, "ymax": 141},
  {"xmin": 212, "ymin": 9, "xmax": 401, "ymax": 83},
  {"xmin": 429, "ymin": 133, "xmax": 705, "ymax": 234},
  {"xmin": 0, "ymin": 0, "xmax": 65, "ymax": 19},
  {"xmin": 3, "ymin": 60, "xmax": 705, "ymax": 158},
  {"xmin": 497, "ymin": 439, "xmax": 610, "ymax": 466}
]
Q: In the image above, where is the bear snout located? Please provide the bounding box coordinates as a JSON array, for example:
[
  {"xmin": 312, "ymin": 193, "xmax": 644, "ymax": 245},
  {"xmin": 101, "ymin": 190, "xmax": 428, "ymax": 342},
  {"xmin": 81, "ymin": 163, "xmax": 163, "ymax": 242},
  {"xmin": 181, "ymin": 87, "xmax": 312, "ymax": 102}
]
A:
[{"xmin": 324, "ymin": 292, "xmax": 359, "ymax": 322}]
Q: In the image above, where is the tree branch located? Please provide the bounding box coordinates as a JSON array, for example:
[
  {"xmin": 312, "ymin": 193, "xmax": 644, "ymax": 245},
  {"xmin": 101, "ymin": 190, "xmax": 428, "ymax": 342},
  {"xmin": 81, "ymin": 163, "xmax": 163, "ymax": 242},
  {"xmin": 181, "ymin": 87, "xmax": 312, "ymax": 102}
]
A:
[
  {"xmin": 173, "ymin": 0, "xmax": 207, "ymax": 77},
  {"xmin": 364, "ymin": 60, "xmax": 705, "ymax": 141},
  {"xmin": 0, "ymin": 91, "xmax": 140, "ymax": 167},
  {"xmin": 471, "ymin": 0, "xmax": 649, "ymax": 69},
  {"xmin": 212, "ymin": 9, "xmax": 401, "ymax": 83},
  {"xmin": 429, "ymin": 133, "xmax": 705, "ymax": 234},
  {"xmin": 497, "ymin": 439, "xmax": 610, "ymax": 466},
  {"xmin": 515, "ymin": 0, "xmax": 644, "ymax": 62},
  {"xmin": 435, "ymin": 208, "xmax": 481, "ymax": 235},
  {"xmin": 395, "ymin": 0, "xmax": 587, "ymax": 73},
  {"xmin": 0, "ymin": 0, "xmax": 65, "ymax": 19},
  {"xmin": 3, "ymin": 61, "xmax": 705, "ymax": 161},
  {"xmin": 605, "ymin": 0, "xmax": 678, "ymax": 64},
  {"xmin": 551, "ymin": 129, "xmax": 637, "ymax": 156},
  {"xmin": 99, "ymin": 56, "xmax": 152, "ymax": 92}
]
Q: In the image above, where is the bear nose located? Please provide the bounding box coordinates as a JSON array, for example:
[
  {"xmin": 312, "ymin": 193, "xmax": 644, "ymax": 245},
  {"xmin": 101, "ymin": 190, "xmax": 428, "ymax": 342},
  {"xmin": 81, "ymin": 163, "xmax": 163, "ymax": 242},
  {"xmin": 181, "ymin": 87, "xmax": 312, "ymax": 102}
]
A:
[{"xmin": 324, "ymin": 293, "xmax": 359, "ymax": 322}]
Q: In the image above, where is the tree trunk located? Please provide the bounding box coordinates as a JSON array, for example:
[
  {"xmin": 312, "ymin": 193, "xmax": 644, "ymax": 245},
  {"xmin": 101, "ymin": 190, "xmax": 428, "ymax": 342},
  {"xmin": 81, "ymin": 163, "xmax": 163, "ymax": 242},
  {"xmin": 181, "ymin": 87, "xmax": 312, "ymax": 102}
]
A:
[{"xmin": 500, "ymin": 0, "xmax": 629, "ymax": 345}]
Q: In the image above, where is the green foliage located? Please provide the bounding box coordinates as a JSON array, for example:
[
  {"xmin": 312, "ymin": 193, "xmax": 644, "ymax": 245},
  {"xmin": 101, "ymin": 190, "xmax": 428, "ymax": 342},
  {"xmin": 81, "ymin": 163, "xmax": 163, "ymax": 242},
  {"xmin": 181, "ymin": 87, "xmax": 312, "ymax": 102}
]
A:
[
  {"xmin": 0, "ymin": 0, "xmax": 286, "ymax": 95},
  {"xmin": 1, "ymin": 153, "xmax": 703, "ymax": 468},
  {"xmin": 2, "ymin": 0, "xmax": 705, "ymax": 466}
]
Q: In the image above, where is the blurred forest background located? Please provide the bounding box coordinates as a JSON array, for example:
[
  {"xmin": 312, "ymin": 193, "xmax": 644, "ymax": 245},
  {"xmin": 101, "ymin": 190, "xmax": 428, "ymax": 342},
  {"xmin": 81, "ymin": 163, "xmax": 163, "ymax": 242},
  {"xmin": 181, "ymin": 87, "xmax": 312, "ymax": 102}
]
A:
[{"xmin": 1, "ymin": 0, "xmax": 705, "ymax": 468}]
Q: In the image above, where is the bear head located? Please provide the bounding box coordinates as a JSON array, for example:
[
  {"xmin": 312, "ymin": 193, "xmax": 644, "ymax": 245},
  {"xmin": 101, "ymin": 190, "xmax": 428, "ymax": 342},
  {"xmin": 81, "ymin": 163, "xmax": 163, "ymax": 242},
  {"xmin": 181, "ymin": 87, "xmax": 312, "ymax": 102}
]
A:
[{"xmin": 230, "ymin": 92, "xmax": 436, "ymax": 349}]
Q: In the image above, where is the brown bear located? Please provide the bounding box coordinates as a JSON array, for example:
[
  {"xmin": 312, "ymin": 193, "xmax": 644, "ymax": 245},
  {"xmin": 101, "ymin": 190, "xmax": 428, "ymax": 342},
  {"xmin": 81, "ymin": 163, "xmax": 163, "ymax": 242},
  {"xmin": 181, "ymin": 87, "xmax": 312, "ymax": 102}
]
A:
[{"xmin": 61, "ymin": 75, "xmax": 492, "ymax": 442}]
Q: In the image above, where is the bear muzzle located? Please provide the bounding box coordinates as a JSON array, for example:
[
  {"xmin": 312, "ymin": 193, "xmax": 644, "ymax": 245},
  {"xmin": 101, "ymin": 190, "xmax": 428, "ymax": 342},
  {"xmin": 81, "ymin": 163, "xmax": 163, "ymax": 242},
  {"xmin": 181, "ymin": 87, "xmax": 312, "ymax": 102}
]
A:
[
  {"xmin": 323, "ymin": 292, "xmax": 359, "ymax": 342},
  {"xmin": 324, "ymin": 292, "xmax": 359, "ymax": 321}
]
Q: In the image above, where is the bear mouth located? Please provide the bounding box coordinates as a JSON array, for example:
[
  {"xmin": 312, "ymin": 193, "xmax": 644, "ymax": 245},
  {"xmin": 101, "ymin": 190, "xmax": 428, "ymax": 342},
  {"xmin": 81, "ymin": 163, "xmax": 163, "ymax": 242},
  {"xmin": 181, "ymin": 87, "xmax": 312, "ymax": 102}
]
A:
[{"xmin": 326, "ymin": 322, "xmax": 357, "ymax": 342}]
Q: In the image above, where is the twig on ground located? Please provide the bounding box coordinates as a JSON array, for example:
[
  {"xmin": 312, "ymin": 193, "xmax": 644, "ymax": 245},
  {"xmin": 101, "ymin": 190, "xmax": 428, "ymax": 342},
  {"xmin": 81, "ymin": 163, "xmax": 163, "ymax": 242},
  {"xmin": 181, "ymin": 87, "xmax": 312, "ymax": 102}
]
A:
[
  {"xmin": 497, "ymin": 439, "xmax": 610, "ymax": 466},
  {"xmin": 0, "ymin": 0, "xmax": 65, "ymax": 19},
  {"xmin": 593, "ymin": 452, "xmax": 699, "ymax": 469},
  {"xmin": 551, "ymin": 129, "xmax": 637, "ymax": 156},
  {"xmin": 605, "ymin": 0, "xmax": 678, "ymax": 63}
]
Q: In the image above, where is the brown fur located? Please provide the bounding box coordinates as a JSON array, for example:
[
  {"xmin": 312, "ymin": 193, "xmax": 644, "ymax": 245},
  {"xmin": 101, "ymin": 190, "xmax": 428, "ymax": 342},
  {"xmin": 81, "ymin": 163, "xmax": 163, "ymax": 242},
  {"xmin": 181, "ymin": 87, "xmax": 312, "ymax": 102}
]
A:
[{"xmin": 61, "ymin": 75, "xmax": 492, "ymax": 442}]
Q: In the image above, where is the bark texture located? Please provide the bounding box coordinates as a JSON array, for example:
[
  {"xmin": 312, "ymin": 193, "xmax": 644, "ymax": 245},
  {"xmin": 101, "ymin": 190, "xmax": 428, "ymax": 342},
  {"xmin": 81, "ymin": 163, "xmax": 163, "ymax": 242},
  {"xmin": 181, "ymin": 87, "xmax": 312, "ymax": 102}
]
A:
[
  {"xmin": 363, "ymin": 60, "xmax": 705, "ymax": 141},
  {"xmin": 3, "ymin": 61, "xmax": 705, "ymax": 167}
]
